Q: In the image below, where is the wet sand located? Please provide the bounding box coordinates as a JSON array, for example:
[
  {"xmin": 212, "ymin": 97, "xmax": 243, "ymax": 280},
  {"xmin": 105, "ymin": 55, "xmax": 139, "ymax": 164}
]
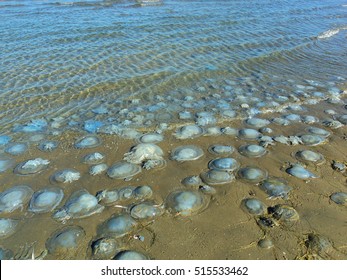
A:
[{"xmin": 1, "ymin": 99, "xmax": 347, "ymax": 260}]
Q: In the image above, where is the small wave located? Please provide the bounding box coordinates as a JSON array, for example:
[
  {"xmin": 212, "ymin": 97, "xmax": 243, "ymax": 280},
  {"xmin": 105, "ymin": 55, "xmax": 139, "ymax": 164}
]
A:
[
  {"xmin": 318, "ymin": 26, "xmax": 347, "ymax": 39},
  {"xmin": 318, "ymin": 29, "xmax": 340, "ymax": 39}
]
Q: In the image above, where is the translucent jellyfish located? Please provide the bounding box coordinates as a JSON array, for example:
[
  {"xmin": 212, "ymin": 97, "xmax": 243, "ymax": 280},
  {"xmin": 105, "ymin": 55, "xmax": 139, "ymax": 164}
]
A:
[
  {"xmin": 241, "ymin": 198, "xmax": 266, "ymax": 216},
  {"xmin": 29, "ymin": 187, "xmax": 64, "ymax": 213},
  {"xmin": 51, "ymin": 169, "xmax": 81, "ymax": 183},
  {"xmin": 286, "ymin": 164, "xmax": 318, "ymax": 180},
  {"xmin": 89, "ymin": 163, "xmax": 108, "ymax": 176},
  {"xmin": 244, "ymin": 118, "xmax": 270, "ymax": 128},
  {"xmin": 198, "ymin": 185, "xmax": 217, "ymax": 195},
  {"xmin": 306, "ymin": 127, "xmax": 330, "ymax": 138},
  {"xmin": 173, "ymin": 124, "xmax": 204, "ymax": 139},
  {"xmin": 53, "ymin": 189, "xmax": 104, "ymax": 221},
  {"xmin": 238, "ymin": 128, "xmax": 262, "ymax": 141},
  {"xmin": 299, "ymin": 134, "xmax": 325, "ymax": 146},
  {"xmin": 238, "ymin": 144, "xmax": 267, "ymax": 158},
  {"xmin": 118, "ymin": 186, "xmax": 136, "ymax": 201},
  {"xmin": 268, "ymin": 204, "xmax": 299, "ymax": 226},
  {"xmin": 74, "ymin": 135, "xmax": 101, "ymax": 149},
  {"xmin": 107, "ymin": 161, "xmax": 141, "ymax": 180},
  {"xmin": 181, "ymin": 176, "xmax": 203, "ymax": 188},
  {"xmin": 137, "ymin": 133, "xmax": 164, "ymax": 144},
  {"xmin": 237, "ymin": 166, "xmax": 268, "ymax": 183},
  {"xmin": 302, "ymin": 116, "xmax": 319, "ymax": 124},
  {"xmin": 204, "ymin": 127, "xmax": 222, "ymax": 136},
  {"xmin": 195, "ymin": 111, "xmax": 216, "ymax": 126},
  {"xmin": 133, "ymin": 185, "xmax": 153, "ymax": 200},
  {"xmin": 259, "ymin": 178, "xmax": 292, "ymax": 199},
  {"xmin": 304, "ymin": 233, "xmax": 334, "ymax": 259},
  {"xmin": 208, "ymin": 158, "xmax": 240, "ymax": 172},
  {"xmin": 113, "ymin": 250, "xmax": 149, "ymax": 260},
  {"xmin": 0, "ymin": 247, "xmax": 14, "ymax": 260},
  {"xmin": 294, "ymin": 150, "xmax": 325, "ymax": 164},
  {"xmin": 123, "ymin": 143, "xmax": 164, "ymax": 164},
  {"xmin": 258, "ymin": 238, "xmax": 274, "ymax": 249},
  {"xmin": 83, "ymin": 152, "xmax": 104, "ymax": 165},
  {"xmin": 200, "ymin": 169, "xmax": 235, "ymax": 185},
  {"xmin": 90, "ymin": 237, "xmax": 122, "ymax": 260},
  {"xmin": 208, "ymin": 144, "xmax": 234, "ymax": 155},
  {"xmin": 46, "ymin": 226, "xmax": 86, "ymax": 255},
  {"xmin": 0, "ymin": 218, "xmax": 19, "ymax": 239},
  {"xmin": 271, "ymin": 117, "xmax": 290, "ymax": 126},
  {"xmin": 221, "ymin": 127, "xmax": 238, "ymax": 135},
  {"xmin": 0, "ymin": 185, "xmax": 33, "ymax": 213},
  {"xmin": 0, "ymin": 155, "xmax": 15, "ymax": 173},
  {"xmin": 5, "ymin": 143, "xmax": 28, "ymax": 156},
  {"xmin": 129, "ymin": 202, "xmax": 164, "ymax": 220},
  {"xmin": 330, "ymin": 192, "xmax": 347, "ymax": 205},
  {"xmin": 96, "ymin": 189, "xmax": 120, "ymax": 206},
  {"xmin": 322, "ymin": 119, "xmax": 343, "ymax": 129},
  {"xmin": 13, "ymin": 119, "xmax": 47, "ymax": 133},
  {"xmin": 165, "ymin": 190, "xmax": 209, "ymax": 216},
  {"xmin": 14, "ymin": 158, "xmax": 50, "ymax": 175},
  {"xmin": 283, "ymin": 114, "xmax": 301, "ymax": 122},
  {"xmin": 171, "ymin": 145, "xmax": 204, "ymax": 162},
  {"xmin": 97, "ymin": 214, "xmax": 138, "ymax": 238},
  {"xmin": 0, "ymin": 135, "xmax": 11, "ymax": 146},
  {"xmin": 38, "ymin": 140, "xmax": 59, "ymax": 152},
  {"xmin": 259, "ymin": 127, "xmax": 273, "ymax": 134},
  {"xmin": 337, "ymin": 114, "xmax": 347, "ymax": 125}
]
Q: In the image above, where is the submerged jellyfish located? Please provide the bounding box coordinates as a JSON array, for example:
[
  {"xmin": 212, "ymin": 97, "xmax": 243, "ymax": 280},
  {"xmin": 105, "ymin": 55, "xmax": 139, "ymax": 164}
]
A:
[
  {"xmin": 53, "ymin": 189, "xmax": 104, "ymax": 221},
  {"xmin": 14, "ymin": 158, "xmax": 50, "ymax": 175},
  {"xmin": 89, "ymin": 163, "xmax": 108, "ymax": 176},
  {"xmin": 165, "ymin": 190, "xmax": 209, "ymax": 216},
  {"xmin": 0, "ymin": 185, "xmax": 34, "ymax": 213},
  {"xmin": 113, "ymin": 250, "xmax": 149, "ymax": 260},
  {"xmin": 0, "ymin": 155, "xmax": 15, "ymax": 173},
  {"xmin": 74, "ymin": 136, "xmax": 101, "ymax": 149},
  {"xmin": 46, "ymin": 226, "xmax": 86, "ymax": 255},
  {"xmin": 238, "ymin": 128, "xmax": 262, "ymax": 141},
  {"xmin": 51, "ymin": 169, "xmax": 81, "ymax": 183},
  {"xmin": 137, "ymin": 133, "xmax": 164, "ymax": 144},
  {"xmin": 208, "ymin": 144, "xmax": 234, "ymax": 155},
  {"xmin": 294, "ymin": 150, "xmax": 325, "ymax": 164},
  {"xmin": 0, "ymin": 218, "xmax": 19, "ymax": 239},
  {"xmin": 268, "ymin": 204, "xmax": 299, "ymax": 226},
  {"xmin": 286, "ymin": 164, "xmax": 318, "ymax": 179},
  {"xmin": 171, "ymin": 145, "xmax": 204, "ymax": 162},
  {"xmin": 238, "ymin": 144, "xmax": 267, "ymax": 158},
  {"xmin": 29, "ymin": 187, "xmax": 64, "ymax": 213},
  {"xmin": 90, "ymin": 237, "xmax": 122, "ymax": 260},
  {"xmin": 0, "ymin": 135, "xmax": 11, "ymax": 146},
  {"xmin": 259, "ymin": 178, "xmax": 292, "ymax": 199},
  {"xmin": 244, "ymin": 118, "xmax": 270, "ymax": 128},
  {"xmin": 208, "ymin": 158, "xmax": 240, "ymax": 172},
  {"xmin": 129, "ymin": 202, "xmax": 164, "ymax": 220},
  {"xmin": 107, "ymin": 161, "xmax": 141, "ymax": 180},
  {"xmin": 173, "ymin": 125, "xmax": 204, "ymax": 139},
  {"xmin": 97, "ymin": 214, "xmax": 138, "ymax": 238},
  {"xmin": 237, "ymin": 166, "xmax": 268, "ymax": 183},
  {"xmin": 241, "ymin": 198, "xmax": 266, "ymax": 216},
  {"xmin": 83, "ymin": 152, "xmax": 104, "ymax": 165},
  {"xmin": 200, "ymin": 169, "xmax": 235, "ymax": 185},
  {"xmin": 299, "ymin": 134, "xmax": 325, "ymax": 146},
  {"xmin": 330, "ymin": 192, "xmax": 347, "ymax": 205},
  {"xmin": 5, "ymin": 143, "xmax": 28, "ymax": 156},
  {"xmin": 123, "ymin": 143, "xmax": 164, "ymax": 164},
  {"xmin": 38, "ymin": 140, "xmax": 59, "ymax": 152}
]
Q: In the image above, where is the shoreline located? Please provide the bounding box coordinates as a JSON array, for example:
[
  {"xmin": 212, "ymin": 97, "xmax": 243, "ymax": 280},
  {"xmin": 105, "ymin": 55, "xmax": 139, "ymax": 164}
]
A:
[{"xmin": 1, "ymin": 96, "xmax": 347, "ymax": 260}]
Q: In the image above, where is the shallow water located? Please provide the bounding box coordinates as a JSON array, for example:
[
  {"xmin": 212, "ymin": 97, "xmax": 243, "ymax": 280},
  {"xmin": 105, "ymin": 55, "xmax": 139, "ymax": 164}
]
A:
[
  {"xmin": 1, "ymin": 0, "xmax": 347, "ymax": 260},
  {"xmin": 1, "ymin": 0, "xmax": 347, "ymax": 132}
]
